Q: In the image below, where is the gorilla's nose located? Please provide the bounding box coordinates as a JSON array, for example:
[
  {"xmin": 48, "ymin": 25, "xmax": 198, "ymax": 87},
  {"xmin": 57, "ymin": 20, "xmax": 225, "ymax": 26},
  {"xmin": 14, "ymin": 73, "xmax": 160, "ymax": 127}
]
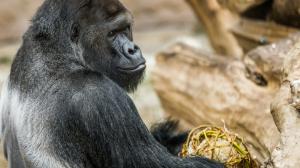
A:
[{"xmin": 123, "ymin": 41, "xmax": 140, "ymax": 58}]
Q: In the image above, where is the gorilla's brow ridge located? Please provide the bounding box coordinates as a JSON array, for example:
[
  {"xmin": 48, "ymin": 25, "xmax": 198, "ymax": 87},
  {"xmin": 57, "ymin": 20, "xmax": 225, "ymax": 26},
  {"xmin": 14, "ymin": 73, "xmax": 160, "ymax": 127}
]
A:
[
  {"xmin": 109, "ymin": 12, "xmax": 133, "ymax": 29},
  {"xmin": 73, "ymin": 0, "xmax": 91, "ymax": 15}
]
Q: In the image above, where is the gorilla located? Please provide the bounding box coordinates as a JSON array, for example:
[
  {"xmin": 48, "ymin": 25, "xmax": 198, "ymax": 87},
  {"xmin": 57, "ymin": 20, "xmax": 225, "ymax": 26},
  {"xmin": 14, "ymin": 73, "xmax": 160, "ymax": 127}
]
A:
[{"xmin": 0, "ymin": 0, "xmax": 223, "ymax": 167}]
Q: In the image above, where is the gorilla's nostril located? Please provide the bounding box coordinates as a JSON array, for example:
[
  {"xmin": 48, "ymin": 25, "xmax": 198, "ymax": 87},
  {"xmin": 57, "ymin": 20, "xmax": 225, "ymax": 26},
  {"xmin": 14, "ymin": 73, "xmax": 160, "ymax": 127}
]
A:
[{"xmin": 128, "ymin": 48, "xmax": 135, "ymax": 55}]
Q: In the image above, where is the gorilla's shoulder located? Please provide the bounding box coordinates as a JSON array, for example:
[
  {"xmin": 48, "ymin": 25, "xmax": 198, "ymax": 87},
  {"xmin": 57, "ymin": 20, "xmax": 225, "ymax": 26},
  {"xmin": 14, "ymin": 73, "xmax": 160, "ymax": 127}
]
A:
[
  {"xmin": 64, "ymin": 70, "xmax": 128, "ymax": 101},
  {"xmin": 65, "ymin": 70, "xmax": 111, "ymax": 87}
]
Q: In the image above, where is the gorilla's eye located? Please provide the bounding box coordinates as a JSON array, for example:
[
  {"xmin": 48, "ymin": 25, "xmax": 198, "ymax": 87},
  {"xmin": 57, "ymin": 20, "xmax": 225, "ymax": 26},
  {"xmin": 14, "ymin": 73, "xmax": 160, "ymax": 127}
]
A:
[
  {"xmin": 108, "ymin": 30, "xmax": 118, "ymax": 38},
  {"xmin": 108, "ymin": 25, "xmax": 131, "ymax": 38}
]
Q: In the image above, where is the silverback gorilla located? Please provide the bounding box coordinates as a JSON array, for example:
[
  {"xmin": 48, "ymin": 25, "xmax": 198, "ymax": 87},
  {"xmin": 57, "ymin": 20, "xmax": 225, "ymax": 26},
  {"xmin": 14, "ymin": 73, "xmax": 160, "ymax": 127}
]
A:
[{"xmin": 0, "ymin": 0, "xmax": 223, "ymax": 167}]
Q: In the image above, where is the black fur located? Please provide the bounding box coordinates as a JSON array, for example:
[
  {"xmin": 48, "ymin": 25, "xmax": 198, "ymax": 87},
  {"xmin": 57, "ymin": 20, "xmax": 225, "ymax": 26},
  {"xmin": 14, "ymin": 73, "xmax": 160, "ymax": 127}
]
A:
[
  {"xmin": 0, "ymin": 0, "xmax": 223, "ymax": 167},
  {"xmin": 151, "ymin": 120, "xmax": 189, "ymax": 156}
]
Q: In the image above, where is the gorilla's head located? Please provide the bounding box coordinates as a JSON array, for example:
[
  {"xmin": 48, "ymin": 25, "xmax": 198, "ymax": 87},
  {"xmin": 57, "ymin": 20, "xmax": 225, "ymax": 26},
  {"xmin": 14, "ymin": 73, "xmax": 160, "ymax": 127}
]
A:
[
  {"xmin": 30, "ymin": 0, "xmax": 145, "ymax": 92},
  {"xmin": 70, "ymin": 0, "xmax": 146, "ymax": 92}
]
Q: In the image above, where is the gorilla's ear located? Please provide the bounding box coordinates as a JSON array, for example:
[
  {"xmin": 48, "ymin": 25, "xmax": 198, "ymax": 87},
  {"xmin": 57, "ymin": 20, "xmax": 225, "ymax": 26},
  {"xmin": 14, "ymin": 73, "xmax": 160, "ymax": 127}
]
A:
[
  {"xmin": 71, "ymin": 23, "xmax": 80, "ymax": 43},
  {"xmin": 31, "ymin": 17, "xmax": 54, "ymax": 41}
]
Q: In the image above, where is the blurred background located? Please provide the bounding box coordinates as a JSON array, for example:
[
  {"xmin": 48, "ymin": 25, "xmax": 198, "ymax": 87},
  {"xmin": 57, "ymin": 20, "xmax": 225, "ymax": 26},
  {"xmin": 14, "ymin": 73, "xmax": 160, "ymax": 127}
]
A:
[
  {"xmin": 2, "ymin": 0, "xmax": 300, "ymax": 167},
  {"xmin": 0, "ymin": 0, "xmax": 211, "ymax": 127}
]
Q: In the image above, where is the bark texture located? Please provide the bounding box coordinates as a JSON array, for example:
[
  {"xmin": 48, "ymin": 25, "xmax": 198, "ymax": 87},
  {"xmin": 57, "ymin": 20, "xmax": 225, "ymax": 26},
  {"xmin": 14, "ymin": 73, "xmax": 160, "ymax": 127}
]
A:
[
  {"xmin": 231, "ymin": 18, "xmax": 297, "ymax": 52},
  {"xmin": 152, "ymin": 34, "xmax": 300, "ymax": 165},
  {"xmin": 269, "ymin": 41, "xmax": 300, "ymax": 168},
  {"xmin": 153, "ymin": 0, "xmax": 300, "ymax": 167},
  {"xmin": 152, "ymin": 43, "xmax": 279, "ymax": 164}
]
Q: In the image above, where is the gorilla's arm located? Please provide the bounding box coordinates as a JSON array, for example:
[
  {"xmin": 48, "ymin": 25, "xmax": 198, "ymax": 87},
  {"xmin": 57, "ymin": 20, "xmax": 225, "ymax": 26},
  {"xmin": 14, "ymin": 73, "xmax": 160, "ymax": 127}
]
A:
[{"xmin": 151, "ymin": 120, "xmax": 189, "ymax": 155}]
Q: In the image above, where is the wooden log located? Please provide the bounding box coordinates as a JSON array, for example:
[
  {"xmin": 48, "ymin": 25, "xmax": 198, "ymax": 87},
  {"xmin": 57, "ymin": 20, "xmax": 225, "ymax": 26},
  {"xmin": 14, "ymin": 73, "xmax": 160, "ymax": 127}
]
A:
[
  {"xmin": 269, "ymin": 40, "xmax": 300, "ymax": 168},
  {"xmin": 270, "ymin": 0, "xmax": 300, "ymax": 28},
  {"xmin": 244, "ymin": 33, "xmax": 300, "ymax": 85},
  {"xmin": 231, "ymin": 18, "xmax": 297, "ymax": 52},
  {"xmin": 186, "ymin": 0, "xmax": 243, "ymax": 59},
  {"xmin": 152, "ymin": 43, "xmax": 280, "ymax": 164},
  {"xmin": 187, "ymin": 0, "xmax": 298, "ymax": 54},
  {"xmin": 217, "ymin": 0, "xmax": 266, "ymax": 13}
]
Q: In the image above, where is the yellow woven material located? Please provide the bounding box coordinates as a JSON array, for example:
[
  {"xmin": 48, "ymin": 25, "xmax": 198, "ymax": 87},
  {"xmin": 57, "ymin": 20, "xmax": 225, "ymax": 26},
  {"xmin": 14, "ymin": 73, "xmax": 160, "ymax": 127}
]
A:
[{"xmin": 180, "ymin": 126, "xmax": 257, "ymax": 168}]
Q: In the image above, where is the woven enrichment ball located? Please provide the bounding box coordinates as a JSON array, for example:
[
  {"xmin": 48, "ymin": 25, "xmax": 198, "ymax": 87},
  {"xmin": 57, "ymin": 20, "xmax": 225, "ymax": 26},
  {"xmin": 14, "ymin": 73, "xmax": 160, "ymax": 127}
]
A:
[{"xmin": 180, "ymin": 126, "xmax": 257, "ymax": 168}]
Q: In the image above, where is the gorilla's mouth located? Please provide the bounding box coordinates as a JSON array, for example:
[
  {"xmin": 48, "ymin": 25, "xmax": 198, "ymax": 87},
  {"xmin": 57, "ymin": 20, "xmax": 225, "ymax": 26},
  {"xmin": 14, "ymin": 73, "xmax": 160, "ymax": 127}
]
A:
[{"xmin": 117, "ymin": 63, "xmax": 146, "ymax": 74}]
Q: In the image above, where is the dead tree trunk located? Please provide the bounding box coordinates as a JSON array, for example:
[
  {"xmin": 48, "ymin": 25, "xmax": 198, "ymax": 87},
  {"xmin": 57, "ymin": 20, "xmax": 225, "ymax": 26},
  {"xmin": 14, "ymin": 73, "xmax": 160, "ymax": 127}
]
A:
[
  {"xmin": 269, "ymin": 41, "xmax": 300, "ymax": 167},
  {"xmin": 152, "ymin": 34, "xmax": 300, "ymax": 165},
  {"xmin": 152, "ymin": 0, "xmax": 300, "ymax": 166},
  {"xmin": 152, "ymin": 43, "xmax": 279, "ymax": 164},
  {"xmin": 185, "ymin": 0, "xmax": 243, "ymax": 58},
  {"xmin": 186, "ymin": 0, "xmax": 297, "ymax": 54},
  {"xmin": 270, "ymin": 0, "xmax": 300, "ymax": 28}
]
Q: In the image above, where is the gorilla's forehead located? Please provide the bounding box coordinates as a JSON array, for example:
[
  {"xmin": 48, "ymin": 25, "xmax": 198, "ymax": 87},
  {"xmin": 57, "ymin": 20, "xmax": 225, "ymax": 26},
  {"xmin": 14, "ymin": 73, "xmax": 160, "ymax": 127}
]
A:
[
  {"xmin": 87, "ymin": 0, "xmax": 126, "ymax": 15},
  {"xmin": 103, "ymin": 1, "xmax": 124, "ymax": 15},
  {"xmin": 75, "ymin": 0, "xmax": 130, "ymax": 22},
  {"xmin": 111, "ymin": 12, "xmax": 133, "ymax": 24}
]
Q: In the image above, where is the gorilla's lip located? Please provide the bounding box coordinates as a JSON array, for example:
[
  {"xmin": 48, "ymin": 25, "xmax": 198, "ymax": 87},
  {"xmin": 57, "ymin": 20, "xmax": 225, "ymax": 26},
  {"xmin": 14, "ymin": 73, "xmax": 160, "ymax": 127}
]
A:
[{"xmin": 117, "ymin": 63, "xmax": 146, "ymax": 74}]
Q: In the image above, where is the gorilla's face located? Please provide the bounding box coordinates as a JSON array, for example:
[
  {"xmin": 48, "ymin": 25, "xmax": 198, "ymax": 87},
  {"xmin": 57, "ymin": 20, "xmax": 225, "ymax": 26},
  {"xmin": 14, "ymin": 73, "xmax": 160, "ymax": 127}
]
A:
[{"xmin": 71, "ymin": 0, "xmax": 146, "ymax": 92}]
